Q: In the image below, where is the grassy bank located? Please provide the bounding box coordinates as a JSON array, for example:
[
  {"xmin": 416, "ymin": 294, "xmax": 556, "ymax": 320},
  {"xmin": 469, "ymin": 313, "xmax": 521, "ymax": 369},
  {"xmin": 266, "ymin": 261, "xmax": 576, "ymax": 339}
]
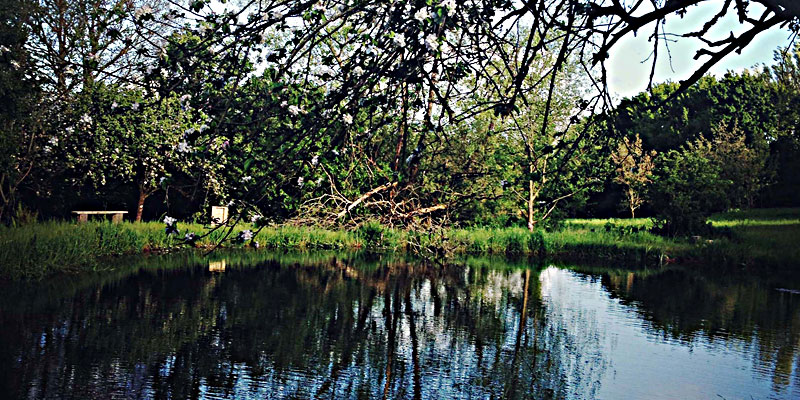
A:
[{"xmin": 1, "ymin": 208, "xmax": 798, "ymax": 279}]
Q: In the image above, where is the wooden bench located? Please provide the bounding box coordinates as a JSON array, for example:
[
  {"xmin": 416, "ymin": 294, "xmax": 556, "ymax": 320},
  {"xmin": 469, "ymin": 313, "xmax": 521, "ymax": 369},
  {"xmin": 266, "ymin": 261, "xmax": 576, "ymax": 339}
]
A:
[{"xmin": 72, "ymin": 211, "xmax": 128, "ymax": 223}]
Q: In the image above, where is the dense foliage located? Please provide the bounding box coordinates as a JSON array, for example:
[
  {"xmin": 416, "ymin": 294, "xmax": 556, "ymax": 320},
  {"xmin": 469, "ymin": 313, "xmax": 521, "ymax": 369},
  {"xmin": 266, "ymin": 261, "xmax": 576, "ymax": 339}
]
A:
[{"xmin": 1, "ymin": 1, "xmax": 799, "ymax": 238}]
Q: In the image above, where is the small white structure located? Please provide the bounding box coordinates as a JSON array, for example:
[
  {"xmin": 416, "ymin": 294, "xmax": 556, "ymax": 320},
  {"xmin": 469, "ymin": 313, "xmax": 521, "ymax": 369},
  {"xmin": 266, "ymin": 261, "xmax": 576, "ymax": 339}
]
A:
[
  {"xmin": 211, "ymin": 206, "xmax": 228, "ymax": 226},
  {"xmin": 209, "ymin": 260, "xmax": 226, "ymax": 272}
]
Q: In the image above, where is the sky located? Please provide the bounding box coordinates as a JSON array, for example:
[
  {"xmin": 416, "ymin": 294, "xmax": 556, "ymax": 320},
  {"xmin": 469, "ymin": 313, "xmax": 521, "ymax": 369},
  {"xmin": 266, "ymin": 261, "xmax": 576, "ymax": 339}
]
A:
[{"xmin": 606, "ymin": 1, "xmax": 796, "ymax": 99}]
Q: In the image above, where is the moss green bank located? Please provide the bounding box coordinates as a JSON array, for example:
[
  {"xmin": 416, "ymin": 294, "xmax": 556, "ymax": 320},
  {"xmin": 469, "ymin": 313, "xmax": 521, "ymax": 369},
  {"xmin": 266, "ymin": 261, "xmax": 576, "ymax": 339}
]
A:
[{"xmin": 1, "ymin": 208, "xmax": 798, "ymax": 280}]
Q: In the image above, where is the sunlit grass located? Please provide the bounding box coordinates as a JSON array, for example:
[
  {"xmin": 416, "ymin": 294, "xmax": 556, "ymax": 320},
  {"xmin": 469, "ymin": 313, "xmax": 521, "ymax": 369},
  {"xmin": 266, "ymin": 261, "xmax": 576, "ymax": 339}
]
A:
[
  {"xmin": 565, "ymin": 218, "xmax": 653, "ymax": 229},
  {"xmin": 1, "ymin": 208, "xmax": 799, "ymax": 280}
]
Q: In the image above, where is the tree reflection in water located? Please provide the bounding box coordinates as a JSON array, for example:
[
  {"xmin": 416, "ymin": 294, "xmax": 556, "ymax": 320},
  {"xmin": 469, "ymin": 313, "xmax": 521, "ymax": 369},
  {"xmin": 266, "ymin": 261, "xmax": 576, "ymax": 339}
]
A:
[
  {"xmin": 0, "ymin": 252, "xmax": 798, "ymax": 399},
  {"xmin": 0, "ymin": 253, "xmax": 602, "ymax": 399},
  {"xmin": 594, "ymin": 265, "xmax": 800, "ymax": 395}
]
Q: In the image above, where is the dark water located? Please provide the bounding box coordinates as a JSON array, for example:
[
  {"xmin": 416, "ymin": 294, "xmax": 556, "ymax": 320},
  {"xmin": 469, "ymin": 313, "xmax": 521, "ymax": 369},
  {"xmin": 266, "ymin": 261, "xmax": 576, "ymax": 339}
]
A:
[{"xmin": 1, "ymin": 252, "xmax": 799, "ymax": 399}]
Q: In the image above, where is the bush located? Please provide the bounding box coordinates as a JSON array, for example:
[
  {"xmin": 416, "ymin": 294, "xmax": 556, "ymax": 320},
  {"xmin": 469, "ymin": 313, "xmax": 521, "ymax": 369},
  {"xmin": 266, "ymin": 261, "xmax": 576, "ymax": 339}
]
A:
[
  {"xmin": 648, "ymin": 143, "xmax": 731, "ymax": 236},
  {"xmin": 356, "ymin": 220, "xmax": 386, "ymax": 248},
  {"xmin": 527, "ymin": 230, "xmax": 546, "ymax": 255}
]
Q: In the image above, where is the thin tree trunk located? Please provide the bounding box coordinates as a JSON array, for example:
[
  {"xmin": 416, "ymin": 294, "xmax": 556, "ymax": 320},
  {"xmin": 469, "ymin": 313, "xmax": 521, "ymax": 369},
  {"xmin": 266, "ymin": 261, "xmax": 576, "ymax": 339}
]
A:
[
  {"xmin": 135, "ymin": 185, "xmax": 147, "ymax": 222},
  {"xmin": 393, "ymin": 79, "xmax": 409, "ymax": 171},
  {"xmin": 527, "ymin": 163, "xmax": 536, "ymax": 232}
]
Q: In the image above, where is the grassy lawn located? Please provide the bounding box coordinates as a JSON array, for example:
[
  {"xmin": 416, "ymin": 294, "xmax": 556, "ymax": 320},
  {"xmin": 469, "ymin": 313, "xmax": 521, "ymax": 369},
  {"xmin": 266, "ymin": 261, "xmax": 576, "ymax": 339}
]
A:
[
  {"xmin": 708, "ymin": 208, "xmax": 800, "ymax": 269},
  {"xmin": 1, "ymin": 208, "xmax": 798, "ymax": 280},
  {"xmin": 563, "ymin": 208, "xmax": 800, "ymax": 270}
]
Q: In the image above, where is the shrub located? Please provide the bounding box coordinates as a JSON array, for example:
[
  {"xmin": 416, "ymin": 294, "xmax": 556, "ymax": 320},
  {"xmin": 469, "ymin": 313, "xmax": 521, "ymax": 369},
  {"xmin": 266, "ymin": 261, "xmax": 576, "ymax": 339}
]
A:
[
  {"xmin": 357, "ymin": 220, "xmax": 386, "ymax": 248},
  {"xmin": 648, "ymin": 142, "xmax": 731, "ymax": 236}
]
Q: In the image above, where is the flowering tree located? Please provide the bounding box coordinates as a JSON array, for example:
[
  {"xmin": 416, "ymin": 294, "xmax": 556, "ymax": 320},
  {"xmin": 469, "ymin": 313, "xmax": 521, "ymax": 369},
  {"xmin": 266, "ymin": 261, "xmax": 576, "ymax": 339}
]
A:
[
  {"xmin": 611, "ymin": 134, "xmax": 655, "ymax": 219},
  {"xmin": 62, "ymin": 84, "xmax": 204, "ymax": 221},
  {"xmin": 8, "ymin": 0, "xmax": 800, "ymax": 226},
  {"xmin": 145, "ymin": 0, "xmax": 794, "ymax": 222}
]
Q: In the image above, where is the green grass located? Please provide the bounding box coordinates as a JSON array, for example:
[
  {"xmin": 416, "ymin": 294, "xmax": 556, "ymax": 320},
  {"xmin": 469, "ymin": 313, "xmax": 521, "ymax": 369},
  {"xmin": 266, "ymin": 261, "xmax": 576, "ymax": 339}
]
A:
[
  {"xmin": 706, "ymin": 208, "xmax": 800, "ymax": 268},
  {"xmin": 1, "ymin": 208, "xmax": 798, "ymax": 280}
]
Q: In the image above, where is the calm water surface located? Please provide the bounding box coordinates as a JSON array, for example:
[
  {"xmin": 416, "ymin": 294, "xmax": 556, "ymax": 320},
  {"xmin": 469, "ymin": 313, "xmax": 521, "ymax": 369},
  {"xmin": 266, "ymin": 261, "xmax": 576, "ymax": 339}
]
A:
[{"xmin": 1, "ymin": 252, "xmax": 799, "ymax": 399}]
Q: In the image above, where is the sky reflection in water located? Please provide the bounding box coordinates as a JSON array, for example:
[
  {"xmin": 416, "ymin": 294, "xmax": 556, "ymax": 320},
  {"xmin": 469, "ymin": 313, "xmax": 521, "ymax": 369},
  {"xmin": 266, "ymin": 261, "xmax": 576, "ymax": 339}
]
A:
[{"xmin": 0, "ymin": 252, "xmax": 798, "ymax": 399}]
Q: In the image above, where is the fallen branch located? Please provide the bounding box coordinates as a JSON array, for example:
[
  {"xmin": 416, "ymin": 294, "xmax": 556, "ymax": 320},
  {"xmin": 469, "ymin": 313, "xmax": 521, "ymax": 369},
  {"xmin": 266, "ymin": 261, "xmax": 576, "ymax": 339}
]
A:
[
  {"xmin": 337, "ymin": 182, "xmax": 399, "ymax": 220},
  {"xmin": 398, "ymin": 203, "xmax": 447, "ymax": 219}
]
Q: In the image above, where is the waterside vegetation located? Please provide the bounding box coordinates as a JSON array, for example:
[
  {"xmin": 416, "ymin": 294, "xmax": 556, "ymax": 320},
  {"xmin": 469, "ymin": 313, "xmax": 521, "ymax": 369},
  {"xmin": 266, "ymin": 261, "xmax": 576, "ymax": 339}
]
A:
[{"xmin": 2, "ymin": 208, "xmax": 797, "ymax": 280}]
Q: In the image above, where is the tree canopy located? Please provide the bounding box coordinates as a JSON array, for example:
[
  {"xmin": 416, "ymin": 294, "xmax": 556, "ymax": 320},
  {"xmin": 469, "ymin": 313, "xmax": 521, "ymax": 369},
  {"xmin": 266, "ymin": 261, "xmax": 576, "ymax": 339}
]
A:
[{"xmin": 2, "ymin": 0, "xmax": 800, "ymax": 235}]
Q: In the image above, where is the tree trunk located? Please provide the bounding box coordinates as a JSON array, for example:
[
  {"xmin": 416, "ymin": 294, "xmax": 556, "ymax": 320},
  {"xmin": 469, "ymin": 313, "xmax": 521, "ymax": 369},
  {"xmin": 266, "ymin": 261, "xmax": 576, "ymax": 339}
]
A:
[
  {"xmin": 135, "ymin": 186, "xmax": 147, "ymax": 222},
  {"xmin": 393, "ymin": 79, "xmax": 409, "ymax": 172},
  {"xmin": 528, "ymin": 178, "xmax": 536, "ymax": 232},
  {"xmin": 527, "ymin": 163, "xmax": 537, "ymax": 232},
  {"xmin": 628, "ymin": 187, "xmax": 636, "ymax": 219}
]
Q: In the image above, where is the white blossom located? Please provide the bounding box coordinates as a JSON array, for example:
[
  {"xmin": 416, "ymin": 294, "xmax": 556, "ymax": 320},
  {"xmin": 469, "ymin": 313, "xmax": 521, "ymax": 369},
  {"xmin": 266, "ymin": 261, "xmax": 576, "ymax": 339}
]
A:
[
  {"xmin": 311, "ymin": 155, "xmax": 319, "ymax": 166},
  {"xmin": 111, "ymin": 102, "xmax": 118, "ymax": 109},
  {"xmin": 422, "ymin": 33, "xmax": 438, "ymax": 51},
  {"xmin": 48, "ymin": 137, "xmax": 58, "ymax": 146},
  {"xmin": 392, "ymin": 32, "xmax": 406, "ymax": 47},
  {"xmin": 297, "ymin": 176, "xmax": 304, "ymax": 186},
  {"xmin": 240, "ymin": 230, "xmax": 254, "ymax": 241},
  {"xmin": 176, "ymin": 141, "xmax": 191, "ymax": 153},
  {"xmin": 198, "ymin": 124, "xmax": 210, "ymax": 132},
  {"xmin": 343, "ymin": 114, "xmax": 353, "ymax": 124},
  {"xmin": 163, "ymin": 216, "xmax": 177, "ymax": 225},
  {"xmin": 242, "ymin": 175, "xmax": 253, "ymax": 183},
  {"xmin": 131, "ymin": 102, "xmax": 140, "ymax": 111},
  {"xmin": 251, "ymin": 214, "xmax": 261, "ymax": 223},
  {"xmin": 288, "ymin": 105, "xmax": 304, "ymax": 115},
  {"xmin": 179, "ymin": 94, "xmax": 192, "ymax": 103},
  {"xmin": 312, "ymin": 2, "xmax": 325, "ymax": 12},
  {"xmin": 270, "ymin": 9, "xmax": 284, "ymax": 19},
  {"xmin": 414, "ymin": 8, "xmax": 430, "ymax": 22},
  {"xmin": 439, "ymin": 0, "xmax": 456, "ymax": 13},
  {"xmin": 80, "ymin": 114, "xmax": 92, "ymax": 124},
  {"xmin": 134, "ymin": 5, "xmax": 153, "ymax": 19}
]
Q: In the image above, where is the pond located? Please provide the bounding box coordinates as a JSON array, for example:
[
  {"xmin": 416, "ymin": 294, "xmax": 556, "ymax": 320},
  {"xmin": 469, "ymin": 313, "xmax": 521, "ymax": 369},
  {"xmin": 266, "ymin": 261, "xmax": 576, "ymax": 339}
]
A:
[{"xmin": 1, "ymin": 251, "xmax": 799, "ymax": 399}]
